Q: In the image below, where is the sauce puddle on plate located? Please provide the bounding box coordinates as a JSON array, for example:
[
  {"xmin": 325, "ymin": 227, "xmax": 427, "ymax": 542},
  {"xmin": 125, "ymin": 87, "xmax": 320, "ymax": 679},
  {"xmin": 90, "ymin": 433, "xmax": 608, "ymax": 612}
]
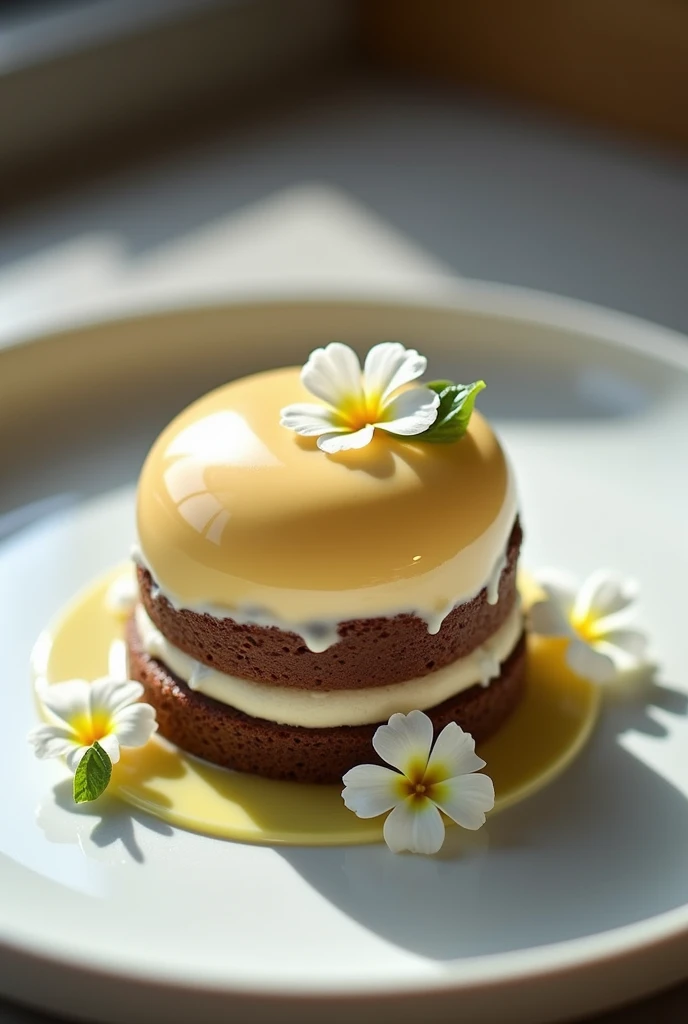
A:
[{"xmin": 32, "ymin": 568, "xmax": 599, "ymax": 846}]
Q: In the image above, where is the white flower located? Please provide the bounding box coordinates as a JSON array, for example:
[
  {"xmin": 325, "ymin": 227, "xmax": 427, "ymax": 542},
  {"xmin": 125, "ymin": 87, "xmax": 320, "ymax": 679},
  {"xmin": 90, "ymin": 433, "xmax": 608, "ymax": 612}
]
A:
[
  {"xmin": 280, "ymin": 341, "xmax": 440, "ymax": 453},
  {"xmin": 529, "ymin": 569, "xmax": 649, "ymax": 683},
  {"xmin": 342, "ymin": 710, "xmax": 494, "ymax": 855},
  {"xmin": 104, "ymin": 570, "xmax": 138, "ymax": 619},
  {"xmin": 28, "ymin": 677, "xmax": 158, "ymax": 772}
]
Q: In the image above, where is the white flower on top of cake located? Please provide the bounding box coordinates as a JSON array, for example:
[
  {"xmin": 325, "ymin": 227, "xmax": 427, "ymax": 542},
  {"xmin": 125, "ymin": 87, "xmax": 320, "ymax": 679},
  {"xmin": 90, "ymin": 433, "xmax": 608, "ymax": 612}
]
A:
[
  {"xmin": 280, "ymin": 341, "xmax": 441, "ymax": 453},
  {"xmin": 28, "ymin": 678, "xmax": 157, "ymax": 803},
  {"xmin": 342, "ymin": 710, "xmax": 494, "ymax": 855},
  {"xmin": 529, "ymin": 569, "xmax": 649, "ymax": 684}
]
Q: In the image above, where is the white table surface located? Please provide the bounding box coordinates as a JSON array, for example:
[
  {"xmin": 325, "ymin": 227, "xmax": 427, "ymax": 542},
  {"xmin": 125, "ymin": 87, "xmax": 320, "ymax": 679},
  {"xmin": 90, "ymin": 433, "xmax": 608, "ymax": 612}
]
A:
[{"xmin": 2, "ymin": 77, "xmax": 688, "ymax": 1022}]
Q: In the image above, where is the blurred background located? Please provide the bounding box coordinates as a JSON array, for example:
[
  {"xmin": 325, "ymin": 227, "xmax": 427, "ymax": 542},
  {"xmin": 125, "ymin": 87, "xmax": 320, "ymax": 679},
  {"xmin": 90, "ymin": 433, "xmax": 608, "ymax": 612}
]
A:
[
  {"xmin": 1, "ymin": 0, "xmax": 688, "ymax": 344},
  {"xmin": 1, "ymin": 7, "xmax": 688, "ymax": 1024}
]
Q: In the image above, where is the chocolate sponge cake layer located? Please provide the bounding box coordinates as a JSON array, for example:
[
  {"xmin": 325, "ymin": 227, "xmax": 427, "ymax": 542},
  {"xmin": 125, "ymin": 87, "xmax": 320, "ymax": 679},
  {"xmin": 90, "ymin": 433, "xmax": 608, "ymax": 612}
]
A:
[
  {"xmin": 126, "ymin": 615, "xmax": 526, "ymax": 784},
  {"xmin": 138, "ymin": 520, "xmax": 522, "ymax": 691}
]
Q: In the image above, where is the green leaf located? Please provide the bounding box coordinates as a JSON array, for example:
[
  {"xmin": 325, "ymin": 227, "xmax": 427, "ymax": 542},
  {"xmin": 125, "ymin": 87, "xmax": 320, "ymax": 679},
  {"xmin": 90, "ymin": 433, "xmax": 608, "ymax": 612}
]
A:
[
  {"xmin": 417, "ymin": 379, "xmax": 486, "ymax": 443},
  {"xmin": 73, "ymin": 741, "xmax": 112, "ymax": 804}
]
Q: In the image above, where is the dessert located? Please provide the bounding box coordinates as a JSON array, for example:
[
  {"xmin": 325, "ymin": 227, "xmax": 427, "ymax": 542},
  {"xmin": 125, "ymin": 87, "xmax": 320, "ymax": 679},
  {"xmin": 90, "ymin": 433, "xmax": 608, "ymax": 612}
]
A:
[
  {"xmin": 126, "ymin": 343, "xmax": 526, "ymax": 783},
  {"xmin": 28, "ymin": 337, "xmax": 649, "ymax": 856}
]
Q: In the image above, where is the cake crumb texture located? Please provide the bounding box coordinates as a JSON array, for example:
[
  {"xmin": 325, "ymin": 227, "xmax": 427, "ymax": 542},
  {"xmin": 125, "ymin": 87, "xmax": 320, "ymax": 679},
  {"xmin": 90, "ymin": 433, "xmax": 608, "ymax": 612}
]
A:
[
  {"xmin": 138, "ymin": 520, "xmax": 522, "ymax": 691},
  {"xmin": 126, "ymin": 616, "xmax": 527, "ymax": 784}
]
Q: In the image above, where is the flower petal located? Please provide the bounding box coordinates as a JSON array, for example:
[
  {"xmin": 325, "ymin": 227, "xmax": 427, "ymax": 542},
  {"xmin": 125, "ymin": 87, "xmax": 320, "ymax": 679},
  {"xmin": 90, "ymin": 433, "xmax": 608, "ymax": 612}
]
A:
[
  {"xmin": 363, "ymin": 343, "xmax": 427, "ymax": 403},
  {"xmin": 598, "ymin": 628, "xmax": 648, "ymax": 661},
  {"xmin": 383, "ymin": 796, "xmax": 446, "ymax": 854},
  {"xmin": 113, "ymin": 703, "xmax": 158, "ymax": 748},
  {"xmin": 431, "ymin": 773, "xmax": 495, "ymax": 830},
  {"xmin": 425, "ymin": 722, "xmax": 485, "ymax": 782},
  {"xmin": 534, "ymin": 571, "xmax": 577, "ymax": 621},
  {"xmin": 529, "ymin": 599, "xmax": 574, "ymax": 638},
  {"xmin": 341, "ymin": 763, "xmax": 404, "ymax": 818},
  {"xmin": 279, "ymin": 403, "xmax": 342, "ymax": 436},
  {"xmin": 372, "ymin": 710, "xmax": 434, "ymax": 776},
  {"xmin": 65, "ymin": 744, "xmax": 91, "ymax": 773},
  {"xmin": 90, "ymin": 678, "xmax": 144, "ymax": 717},
  {"xmin": 28, "ymin": 724, "xmax": 79, "ymax": 760},
  {"xmin": 566, "ymin": 638, "xmax": 616, "ymax": 683},
  {"xmin": 97, "ymin": 733, "xmax": 121, "ymax": 764},
  {"xmin": 301, "ymin": 342, "xmax": 363, "ymax": 408},
  {"xmin": 528, "ymin": 589, "xmax": 573, "ymax": 634},
  {"xmin": 317, "ymin": 424, "xmax": 375, "ymax": 453},
  {"xmin": 573, "ymin": 570, "xmax": 637, "ymax": 624},
  {"xmin": 41, "ymin": 680, "xmax": 90, "ymax": 727},
  {"xmin": 377, "ymin": 386, "xmax": 440, "ymax": 436}
]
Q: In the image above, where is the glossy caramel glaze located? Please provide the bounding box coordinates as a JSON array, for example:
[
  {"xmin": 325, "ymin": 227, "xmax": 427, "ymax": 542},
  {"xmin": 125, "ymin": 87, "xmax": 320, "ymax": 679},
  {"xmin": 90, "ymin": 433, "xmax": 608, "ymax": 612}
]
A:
[{"xmin": 136, "ymin": 367, "xmax": 516, "ymax": 632}]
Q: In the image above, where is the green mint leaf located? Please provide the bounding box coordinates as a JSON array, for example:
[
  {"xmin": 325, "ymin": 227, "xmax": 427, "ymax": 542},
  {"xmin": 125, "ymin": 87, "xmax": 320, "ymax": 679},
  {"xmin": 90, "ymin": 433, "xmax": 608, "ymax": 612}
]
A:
[
  {"xmin": 73, "ymin": 740, "xmax": 112, "ymax": 804},
  {"xmin": 418, "ymin": 379, "xmax": 486, "ymax": 443}
]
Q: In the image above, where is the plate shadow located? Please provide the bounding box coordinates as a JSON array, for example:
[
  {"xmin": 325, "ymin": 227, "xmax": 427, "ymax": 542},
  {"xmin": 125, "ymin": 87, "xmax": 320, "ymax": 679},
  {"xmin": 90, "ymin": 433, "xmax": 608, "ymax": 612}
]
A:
[{"xmin": 277, "ymin": 676, "xmax": 688, "ymax": 961}]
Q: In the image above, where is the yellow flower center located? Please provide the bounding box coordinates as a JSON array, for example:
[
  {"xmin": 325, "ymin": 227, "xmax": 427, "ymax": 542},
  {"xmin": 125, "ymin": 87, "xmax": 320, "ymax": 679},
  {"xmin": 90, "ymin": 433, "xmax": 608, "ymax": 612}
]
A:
[
  {"xmin": 338, "ymin": 390, "xmax": 383, "ymax": 431},
  {"xmin": 571, "ymin": 612, "xmax": 600, "ymax": 644},
  {"xmin": 396, "ymin": 758, "xmax": 446, "ymax": 803},
  {"xmin": 401, "ymin": 781, "xmax": 430, "ymax": 805},
  {"xmin": 70, "ymin": 710, "xmax": 113, "ymax": 747}
]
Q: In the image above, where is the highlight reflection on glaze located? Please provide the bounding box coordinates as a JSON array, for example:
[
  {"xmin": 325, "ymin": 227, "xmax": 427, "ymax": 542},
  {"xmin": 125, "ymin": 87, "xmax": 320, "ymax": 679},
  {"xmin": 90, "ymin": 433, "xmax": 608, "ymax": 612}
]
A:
[{"xmin": 136, "ymin": 367, "xmax": 518, "ymax": 641}]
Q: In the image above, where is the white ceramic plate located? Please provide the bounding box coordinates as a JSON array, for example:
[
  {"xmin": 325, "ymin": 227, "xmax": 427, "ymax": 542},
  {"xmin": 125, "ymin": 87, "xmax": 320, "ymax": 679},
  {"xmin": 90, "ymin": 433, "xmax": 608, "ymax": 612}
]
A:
[{"xmin": 1, "ymin": 289, "xmax": 688, "ymax": 1024}]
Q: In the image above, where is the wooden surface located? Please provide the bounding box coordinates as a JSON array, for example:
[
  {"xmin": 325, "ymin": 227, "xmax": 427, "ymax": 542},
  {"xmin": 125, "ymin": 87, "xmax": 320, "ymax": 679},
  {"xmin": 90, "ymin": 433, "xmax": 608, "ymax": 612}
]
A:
[{"xmin": 361, "ymin": 0, "xmax": 688, "ymax": 151}]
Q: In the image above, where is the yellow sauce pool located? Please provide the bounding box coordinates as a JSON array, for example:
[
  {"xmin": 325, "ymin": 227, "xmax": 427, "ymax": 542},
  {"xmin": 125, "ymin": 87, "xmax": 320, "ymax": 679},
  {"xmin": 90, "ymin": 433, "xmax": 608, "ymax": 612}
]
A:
[{"xmin": 32, "ymin": 569, "xmax": 599, "ymax": 846}]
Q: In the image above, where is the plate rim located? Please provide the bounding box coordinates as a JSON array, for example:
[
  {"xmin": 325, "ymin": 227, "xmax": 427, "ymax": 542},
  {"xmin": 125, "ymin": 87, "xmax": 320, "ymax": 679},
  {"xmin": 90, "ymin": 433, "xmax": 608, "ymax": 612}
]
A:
[
  {"xmin": 3, "ymin": 282, "xmax": 688, "ymax": 1015},
  {"xmin": 1, "ymin": 277, "xmax": 688, "ymax": 373}
]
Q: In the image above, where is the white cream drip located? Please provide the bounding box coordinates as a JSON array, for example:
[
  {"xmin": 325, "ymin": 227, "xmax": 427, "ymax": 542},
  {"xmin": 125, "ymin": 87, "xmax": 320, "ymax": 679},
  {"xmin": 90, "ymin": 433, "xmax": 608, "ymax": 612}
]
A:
[
  {"xmin": 133, "ymin": 459, "xmax": 519, "ymax": 653},
  {"xmin": 131, "ymin": 544, "xmax": 341, "ymax": 653},
  {"xmin": 134, "ymin": 601, "xmax": 524, "ymax": 728},
  {"xmin": 104, "ymin": 569, "xmax": 138, "ymax": 619},
  {"xmin": 487, "ymin": 549, "xmax": 509, "ymax": 605}
]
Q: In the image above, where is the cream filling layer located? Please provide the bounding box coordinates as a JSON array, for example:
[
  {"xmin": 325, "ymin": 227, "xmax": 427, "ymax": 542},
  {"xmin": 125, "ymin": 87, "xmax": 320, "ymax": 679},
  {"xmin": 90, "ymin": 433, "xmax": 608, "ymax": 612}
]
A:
[{"xmin": 135, "ymin": 601, "xmax": 524, "ymax": 728}]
